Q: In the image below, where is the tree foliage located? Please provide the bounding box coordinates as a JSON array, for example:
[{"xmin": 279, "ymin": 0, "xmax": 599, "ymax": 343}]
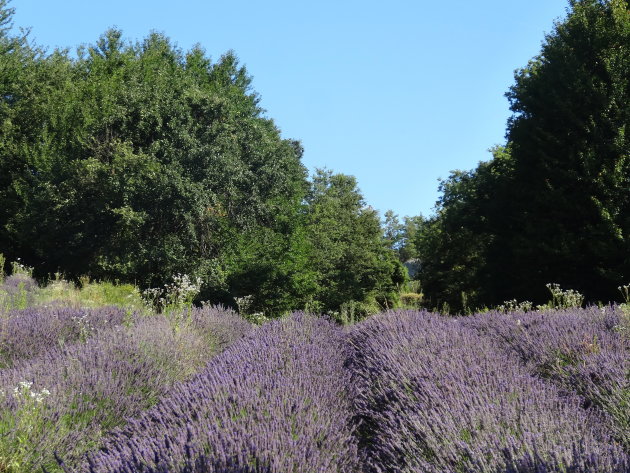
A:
[
  {"xmin": 416, "ymin": 146, "xmax": 513, "ymax": 312},
  {"xmin": 416, "ymin": 0, "xmax": 630, "ymax": 311},
  {"xmin": 501, "ymin": 0, "xmax": 630, "ymax": 304},
  {"xmin": 382, "ymin": 211, "xmax": 424, "ymax": 263},
  {"xmin": 0, "ymin": 3, "xmax": 403, "ymax": 316},
  {"xmin": 305, "ymin": 170, "xmax": 406, "ymax": 314},
  {"xmin": 1, "ymin": 27, "xmax": 305, "ymax": 293}
]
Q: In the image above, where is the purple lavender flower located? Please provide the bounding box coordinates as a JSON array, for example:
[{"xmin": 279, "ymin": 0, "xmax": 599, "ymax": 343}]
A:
[
  {"xmin": 1, "ymin": 274, "xmax": 38, "ymax": 293},
  {"xmin": 465, "ymin": 306, "xmax": 630, "ymax": 449},
  {"xmin": 0, "ymin": 306, "xmax": 251, "ymax": 472},
  {"xmin": 346, "ymin": 310, "xmax": 629, "ymax": 473},
  {"xmin": 79, "ymin": 313, "xmax": 360, "ymax": 473},
  {"xmin": 0, "ymin": 274, "xmax": 38, "ymax": 309},
  {"xmin": 0, "ymin": 306, "xmax": 129, "ymax": 368}
]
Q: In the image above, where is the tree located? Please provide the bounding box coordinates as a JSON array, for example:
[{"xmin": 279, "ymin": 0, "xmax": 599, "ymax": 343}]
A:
[
  {"xmin": 0, "ymin": 26, "xmax": 310, "ymax": 312},
  {"xmin": 305, "ymin": 169, "xmax": 406, "ymax": 314},
  {"xmin": 500, "ymin": 0, "xmax": 630, "ymax": 304},
  {"xmin": 399, "ymin": 216, "xmax": 424, "ymax": 263},
  {"xmin": 415, "ymin": 146, "xmax": 514, "ymax": 312},
  {"xmin": 416, "ymin": 1, "xmax": 630, "ymax": 310},
  {"xmin": 383, "ymin": 210, "xmax": 405, "ymax": 254},
  {"xmin": 383, "ymin": 210, "xmax": 424, "ymax": 264},
  {"xmin": 0, "ymin": 0, "xmax": 38, "ymax": 261}
]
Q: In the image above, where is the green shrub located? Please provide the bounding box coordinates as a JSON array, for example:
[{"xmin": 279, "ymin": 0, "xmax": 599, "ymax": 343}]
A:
[
  {"xmin": 332, "ymin": 299, "xmax": 381, "ymax": 325},
  {"xmin": 400, "ymin": 292, "xmax": 423, "ymax": 309}
]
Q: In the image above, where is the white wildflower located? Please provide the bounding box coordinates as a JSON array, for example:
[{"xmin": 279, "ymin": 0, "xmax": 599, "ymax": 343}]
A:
[{"xmin": 19, "ymin": 381, "xmax": 32, "ymax": 390}]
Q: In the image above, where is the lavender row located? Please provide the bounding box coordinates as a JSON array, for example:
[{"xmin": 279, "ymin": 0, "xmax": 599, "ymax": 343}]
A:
[
  {"xmin": 0, "ymin": 305, "xmax": 130, "ymax": 368},
  {"xmin": 79, "ymin": 313, "xmax": 360, "ymax": 473},
  {"xmin": 0, "ymin": 306, "xmax": 252, "ymax": 473},
  {"xmin": 346, "ymin": 310, "xmax": 629, "ymax": 473},
  {"xmin": 465, "ymin": 306, "xmax": 630, "ymax": 449}
]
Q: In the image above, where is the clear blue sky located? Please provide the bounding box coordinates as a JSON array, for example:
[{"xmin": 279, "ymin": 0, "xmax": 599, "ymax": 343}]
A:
[{"xmin": 13, "ymin": 0, "xmax": 569, "ymax": 218}]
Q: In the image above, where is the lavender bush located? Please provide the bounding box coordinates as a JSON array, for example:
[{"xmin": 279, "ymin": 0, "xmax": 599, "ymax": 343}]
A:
[
  {"xmin": 78, "ymin": 313, "xmax": 360, "ymax": 473},
  {"xmin": 0, "ymin": 307, "xmax": 252, "ymax": 473},
  {"xmin": 2, "ymin": 300, "xmax": 625, "ymax": 473},
  {"xmin": 0, "ymin": 306, "xmax": 129, "ymax": 368},
  {"xmin": 183, "ymin": 305, "xmax": 253, "ymax": 352},
  {"xmin": 346, "ymin": 310, "xmax": 629, "ymax": 473},
  {"xmin": 465, "ymin": 306, "xmax": 630, "ymax": 449}
]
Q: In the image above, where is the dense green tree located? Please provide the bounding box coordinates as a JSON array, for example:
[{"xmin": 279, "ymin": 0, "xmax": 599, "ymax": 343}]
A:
[
  {"xmin": 0, "ymin": 0, "xmax": 39, "ymax": 263},
  {"xmin": 383, "ymin": 210, "xmax": 405, "ymax": 254},
  {"xmin": 399, "ymin": 216, "xmax": 424, "ymax": 263},
  {"xmin": 383, "ymin": 210, "xmax": 424, "ymax": 264},
  {"xmin": 0, "ymin": 24, "xmax": 309, "ymax": 309},
  {"xmin": 305, "ymin": 169, "xmax": 406, "ymax": 314},
  {"xmin": 220, "ymin": 196, "xmax": 317, "ymax": 316},
  {"xmin": 415, "ymin": 146, "xmax": 514, "ymax": 312},
  {"xmin": 416, "ymin": 0, "xmax": 630, "ymax": 310},
  {"xmin": 500, "ymin": 0, "xmax": 630, "ymax": 304},
  {"xmin": 0, "ymin": 6, "xmax": 409, "ymax": 316}
]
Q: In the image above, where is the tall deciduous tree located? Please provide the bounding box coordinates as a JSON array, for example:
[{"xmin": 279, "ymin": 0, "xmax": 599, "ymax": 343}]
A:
[
  {"xmin": 0, "ymin": 25, "xmax": 309, "ymax": 310},
  {"xmin": 383, "ymin": 210, "xmax": 424, "ymax": 264},
  {"xmin": 416, "ymin": 0, "xmax": 630, "ymax": 310},
  {"xmin": 416, "ymin": 146, "xmax": 513, "ymax": 312},
  {"xmin": 305, "ymin": 169, "xmax": 406, "ymax": 314},
  {"xmin": 501, "ymin": 0, "xmax": 630, "ymax": 304},
  {"xmin": 0, "ymin": 0, "xmax": 38, "ymax": 264}
]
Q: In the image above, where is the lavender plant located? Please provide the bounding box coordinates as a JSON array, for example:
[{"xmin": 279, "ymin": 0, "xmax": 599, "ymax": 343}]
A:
[
  {"xmin": 346, "ymin": 310, "xmax": 629, "ymax": 473},
  {"xmin": 466, "ymin": 306, "xmax": 630, "ymax": 450},
  {"xmin": 0, "ymin": 307, "xmax": 251, "ymax": 472},
  {"xmin": 0, "ymin": 306, "xmax": 129, "ymax": 368},
  {"xmin": 78, "ymin": 313, "xmax": 360, "ymax": 473},
  {"xmin": 188, "ymin": 305, "xmax": 254, "ymax": 351}
]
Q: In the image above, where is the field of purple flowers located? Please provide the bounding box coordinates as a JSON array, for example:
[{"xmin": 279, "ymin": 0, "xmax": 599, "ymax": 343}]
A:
[
  {"xmin": 0, "ymin": 275, "xmax": 629, "ymax": 472},
  {"xmin": 348, "ymin": 310, "xmax": 629, "ymax": 472}
]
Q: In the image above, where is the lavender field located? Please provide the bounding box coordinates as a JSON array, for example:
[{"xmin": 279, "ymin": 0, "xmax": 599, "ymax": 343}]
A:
[{"xmin": 1, "ymin": 277, "xmax": 629, "ymax": 472}]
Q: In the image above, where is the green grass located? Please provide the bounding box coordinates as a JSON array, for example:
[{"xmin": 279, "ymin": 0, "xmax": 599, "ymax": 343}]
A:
[{"xmin": 35, "ymin": 278, "xmax": 146, "ymax": 311}]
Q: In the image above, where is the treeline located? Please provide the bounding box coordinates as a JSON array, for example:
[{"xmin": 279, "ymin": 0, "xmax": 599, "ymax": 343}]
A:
[
  {"xmin": 4, "ymin": 0, "xmax": 628, "ymax": 317},
  {"xmin": 0, "ymin": 0, "xmax": 405, "ymax": 316},
  {"xmin": 391, "ymin": 0, "xmax": 630, "ymax": 312}
]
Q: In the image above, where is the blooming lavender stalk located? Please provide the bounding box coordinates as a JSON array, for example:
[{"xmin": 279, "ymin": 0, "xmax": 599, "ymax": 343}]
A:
[
  {"xmin": 79, "ymin": 313, "xmax": 360, "ymax": 473},
  {"xmin": 0, "ymin": 275, "xmax": 38, "ymax": 294},
  {"xmin": 465, "ymin": 306, "xmax": 630, "ymax": 449},
  {"xmin": 346, "ymin": 310, "xmax": 629, "ymax": 473},
  {"xmin": 0, "ymin": 307, "xmax": 252, "ymax": 473}
]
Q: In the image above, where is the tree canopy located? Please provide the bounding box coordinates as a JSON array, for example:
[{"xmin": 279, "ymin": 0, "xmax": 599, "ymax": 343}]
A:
[
  {"xmin": 0, "ymin": 3, "xmax": 403, "ymax": 316},
  {"xmin": 415, "ymin": 0, "xmax": 630, "ymax": 311},
  {"xmin": 6, "ymin": 0, "xmax": 627, "ymax": 316},
  {"xmin": 305, "ymin": 169, "xmax": 406, "ymax": 314}
]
